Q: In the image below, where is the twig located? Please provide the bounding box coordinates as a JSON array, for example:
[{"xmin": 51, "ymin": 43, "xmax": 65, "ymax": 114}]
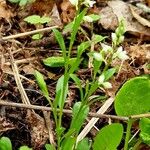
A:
[
  {"xmin": 4, "ymin": 57, "xmax": 37, "ymax": 66},
  {"xmin": 0, "ymin": 100, "xmax": 129, "ymax": 121},
  {"xmin": 2, "ymin": 26, "xmax": 58, "ymax": 41},
  {"xmin": 130, "ymin": 113, "xmax": 150, "ymax": 119},
  {"xmin": 77, "ymin": 97, "xmax": 114, "ymax": 143},
  {"xmin": 9, "ymin": 49, "xmax": 31, "ymax": 105}
]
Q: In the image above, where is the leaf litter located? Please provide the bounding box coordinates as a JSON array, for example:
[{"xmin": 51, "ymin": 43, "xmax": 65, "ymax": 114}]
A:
[{"xmin": 0, "ymin": 0, "xmax": 150, "ymax": 149}]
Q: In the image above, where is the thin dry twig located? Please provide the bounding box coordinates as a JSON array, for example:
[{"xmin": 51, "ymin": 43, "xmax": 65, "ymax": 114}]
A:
[
  {"xmin": 2, "ymin": 26, "xmax": 58, "ymax": 41},
  {"xmin": 0, "ymin": 100, "xmax": 128, "ymax": 121},
  {"xmin": 9, "ymin": 49, "xmax": 31, "ymax": 105},
  {"xmin": 43, "ymin": 111, "xmax": 56, "ymax": 146},
  {"xmin": 77, "ymin": 97, "xmax": 114, "ymax": 143},
  {"xmin": 4, "ymin": 57, "xmax": 37, "ymax": 66}
]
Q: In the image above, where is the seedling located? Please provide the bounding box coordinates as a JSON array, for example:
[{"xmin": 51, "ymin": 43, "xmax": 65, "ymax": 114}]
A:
[
  {"xmin": 7, "ymin": 0, "xmax": 33, "ymax": 6},
  {"xmin": 24, "ymin": 15, "xmax": 51, "ymax": 40}
]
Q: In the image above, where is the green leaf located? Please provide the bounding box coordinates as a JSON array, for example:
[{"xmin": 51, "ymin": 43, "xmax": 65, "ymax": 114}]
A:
[
  {"xmin": 92, "ymin": 34, "xmax": 106, "ymax": 44},
  {"xmin": 139, "ymin": 118, "xmax": 150, "ymax": 145},
  {"xmin": 53, "ymin": 29, "xmax": 66, "ymax": 58},
  {"xmin": 45, "ymin": 144, "xmax": 55, "ymax": 150},
  {"xmin": 93, "ymin": 123, "xmax": 123, "ymax": 150},
  {"xmin": 69, "ymin": 8, "xmax": 87, "ymax": 50},
  {"xmin": 0, "ymin": 137, "xmax": 12, "ymax": 150},
  {"xmin": 70, "ymin": 102, "xmax": 89, "ymax": 133},
  {"xmin": 87, "ymin": 14, "xmax": 100, "ymax": 22},
  {"xmin": 8, "ymin": 0, "xmax": 20, "ymax": 3},
  {"xmin": 70, "ymin": 74, "xmax": 83, "ymax": 100},
  {"xmin": 24, "ymin": 15, "xmax": 41, "ymax": 24},
  {"xmin": 77, "ymin": 41, "xmax": 91, "ymax": 57},
  {"xmin": 43, "ymin": 57, "xmax": 76, "ymax": 67},
  {"xmin": 19, "ymin": 146, "xmax": 32, "ymax": 150},
  {"xmin": 40, "ymin": 16, "xmax": 51, "ymax": 24},
  {"xmin": 19, "ymin": 0, "xmax": 28, "ymax": 6},
  {"xmin": 114, "ymin": 76, "xmax": 150, "ymax": 116},
  {"xmin": 103, "ymin": 68, "xmax": 116, "ymax": 81},
  {"xmin": 32, "ymin": 33, "xmax": 43, "ymax": 40},
  {"xmin": 55, "ymin": 75, "xmax": 68, "ymax": 108},
  {"xmin": 34, "ymin": 70, "xmax": 49, "ymax": 98},
  {"xmin": 63, "ymin": 21, "xmax": 74, "ymax": 34},
  {"xmin": 76, "ymin": 138, "xmax": 91, "ymax": 150},
  {"xmin": 61, "ymin": 137, "xmax": 76, "ymax": 150},
  {"xmin": 84, "ymin": 14, "xmax": 100, "ymax": 22}
]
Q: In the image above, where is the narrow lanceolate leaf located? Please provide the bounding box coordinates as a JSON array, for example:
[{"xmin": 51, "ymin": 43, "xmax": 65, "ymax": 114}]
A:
[
  {"xmin": 115, "ymin": 76, "xmax": 150, "ymax": 116},
  {"xmin": 43, "ymin": 57, "xmax": 77, "ymax": 67},
  {"xmin": 53, "ymin": 29, "xmax": 66, "ymax": 58},
  {"xmin": 77, "ymin": 41, "xmax": 91, "ymax": 57},
  {"xmin": 55, "ymin": 75, "xmax": 68, "ymax": 108},
  {"xmin": 103, "ymin": 68, "xmax": 116, "ymax": 81},
  {"xmin": 70, "ymin": 74, "xmax": 83, "ymax": 100},
  {"xmin": 70, "ymin": 102, "xmax": 89, "ymax": 133},
  {"xmin": 34, "ymin": 70, "xmax": 49, "ymax": 98},
  {"xmin": 69, "ymin": 8, "xmax": 87, "ymax": 49},
  {"xmin": 0, "ymin": 137, "xmax": 12, "ymax": 150},
  {"xmin": 93, "ymin": 123, "xmax": 123, "ymax": 150},
  {"xmin": 45, "ymin": 144, "xmax": 56, "ymax": 150},
  {"xmin": 61, "ymin": 137, "xmax": 76, "ymax": 150}
]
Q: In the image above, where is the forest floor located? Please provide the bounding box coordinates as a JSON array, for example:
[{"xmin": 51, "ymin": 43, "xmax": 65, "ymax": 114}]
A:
[{"xmin": 0, "ymin": 0, "xmax": 150, "ymax": 149}]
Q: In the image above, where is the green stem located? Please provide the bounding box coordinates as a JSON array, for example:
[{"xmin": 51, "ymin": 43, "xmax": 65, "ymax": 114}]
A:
[
  {"xmin": 124, "ymin": 119, "xmax": 133, "ymax": 150},
  {"xmin": 132, "ymin": 139, "xmax": 142, "ymax": 150}
]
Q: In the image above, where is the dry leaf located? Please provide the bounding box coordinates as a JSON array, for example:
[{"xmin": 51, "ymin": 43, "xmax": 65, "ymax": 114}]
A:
[
  {"xmin": 0, "ymin": 0, "xmax": 13, "ymax": 20},
  {"xmin": 60, "ymin": 0, "xmax": 76, "ymax": 23},
  {"xmin": 0, "ymin": 116, "xmax": 15, "ymax": 133},
  {"xmin": 26, "ymin": 110, "xmax": 48, "ymax": 149},
  {"xmin": 130, "ymin": 5, "xmax": 150, "ymax": 27},
  {"xmin": 99, "ymin": 0, "xmax": 150, "ymax": 39}
]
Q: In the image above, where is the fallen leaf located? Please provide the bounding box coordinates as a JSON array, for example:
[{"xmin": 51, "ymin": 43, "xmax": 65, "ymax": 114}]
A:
[
  {"xmin": 60, "ymin": 0, "xmax": 76, "ymax": 23},
  {"xmin": 0, "ymin": 116, "xmax": 15, "ymax": 132},
  {"xmin": 0, "ymin": 0, "xmax": 14, "ymax": 20},
  {"xmin": 130, "ymin": 5, "xmax": 150, "ymax": 28},
  {"xmin": 26, "ymin": 110, "xmax": 48, "ymax": 149},
  {"xmin": 99, "ymin": 0, "xmax": 150, "ymax": 39}
]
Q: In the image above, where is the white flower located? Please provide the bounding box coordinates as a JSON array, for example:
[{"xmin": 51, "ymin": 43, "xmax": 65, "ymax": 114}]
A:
[
  {"xmin": 111, "ymin": 33, "xmax": 117, "ymax": 45},
  {"xmin": 82, "ymin": 0, "xmax": 96, "ymax": 7},
  {"xmin": 69, "ymin": 0, "xmax": 78, "ymax": 10},
  {"xmin": 113, "ymin": 46, "xmax": 129, "ymax": 61},
  {"xmin": 98, "ymin": 74, "xmax": 112, "ymax": 89},
  {"xmin": 118, "ymin": 35, "xmax": 124, "ymax": 44},
  {"xmin": 101, "ymin": 43, "xmax": 113, "ymax": 53},
  {"xmin": 103, "ymin": 82, "xmax": 112, "ymax": 89},
  {"xmin": 93, "ymin": 52, "xmax": 104, "ymax": 61},
  {"xmin": 83, "ymin": 16, "xmax": 93, "ymax": 22},
  {"xmin": 98, "ymin": 74, "xmax": 105, "ymax": 85}
]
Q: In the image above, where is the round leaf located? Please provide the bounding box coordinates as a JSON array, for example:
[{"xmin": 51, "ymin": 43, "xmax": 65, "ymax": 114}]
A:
[
  {"xmin": 0, "ymin": 137, "xmax": 12, "ymax": 150},
  {"xmin": 93, "ymin": 123, "xmax": 123, "ymax": 150},
  {"xmin": 115, "ymin": 76, "xmax": 150, "ymax": 116}
]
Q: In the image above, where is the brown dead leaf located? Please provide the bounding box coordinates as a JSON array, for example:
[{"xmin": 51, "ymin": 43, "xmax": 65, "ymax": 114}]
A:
[
  {"xmin": 0, "ymin": 0, "xmax": 13, "ymax": 20},
  {"xmin": 48, "ymin": 4, "xmax": 62, "ymax": 27},
  {"xmin": 60, "ymin": 0, "xmax": 76, "ymax": 23},
  {"xmin": 22, "ymin": 64, "xmax": 35, "ymax": 74},
  {"xmin": 26, "ymin": 110, "xmax": 48, "ymax": 149},
  {"xmin": 130, "ymin": 5, "xmax": 150, "ymax": 27},
  {"xmin": 0, "ymin": 116, "xmax": 15, "ymax": 133},
  {"xmin": 99, "ymin": 0, "xmax": 150, "ymax": 39},
  {"xmin": 127, "ymin": 44, "xmax": 150, "ymax": 66},
  {"xmin": 98, "ymin": 6, "xmax": 118, "ymax": 30}
]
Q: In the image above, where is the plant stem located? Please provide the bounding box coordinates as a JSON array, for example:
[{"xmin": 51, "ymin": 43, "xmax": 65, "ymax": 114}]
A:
[
  {"xmin": 132, "ymin": 139, "xmax": 142, "ymax": 150},
  {"xmin": 124, "ymin": 119, "xmax": 133, "ymax": 150}
]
